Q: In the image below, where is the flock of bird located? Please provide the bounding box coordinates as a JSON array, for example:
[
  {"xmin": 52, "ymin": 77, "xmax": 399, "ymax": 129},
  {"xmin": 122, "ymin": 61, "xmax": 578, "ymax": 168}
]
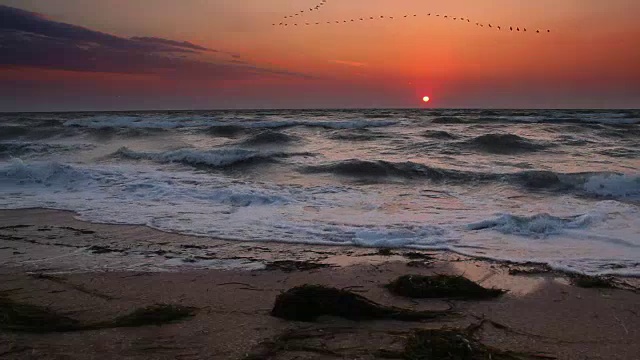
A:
[{"xmin": 272, "ymin": 1, "xmax": 551, "ymax": 34}]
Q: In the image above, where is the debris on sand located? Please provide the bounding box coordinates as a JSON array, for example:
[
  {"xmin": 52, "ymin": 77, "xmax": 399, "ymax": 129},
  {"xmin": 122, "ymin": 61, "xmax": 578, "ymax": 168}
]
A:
[
  {"xmin": 264, "ymin": 260, "xmax": 331, "ymax": 273},
  {"xmin": 271, "ymin": 284, "xmax": 451, "ymax": 322},
  {"xmin": 0, "ymin": 296, "xmax": 81, "ymax": 333},
  {"xmin": 0, "ymin": 297, "xmax": 196, "ymax": 333},
  {"xmin": 380, "ymin": 328, "xmax": 535, "ymax": 360},
  {"xmin": 378, "ymin": 248, "xmax": 394, "ymax": 256},
  {"xmin": 571, "ymin": 275, "xmax": 616, "ymax": 289},
  {"xmin": 403, "ymin": 251, "xmax": 435, "ymax": 260},
  {"xmin": 386, "ymin": 274, "xmax": 506, "ymax": 300}
]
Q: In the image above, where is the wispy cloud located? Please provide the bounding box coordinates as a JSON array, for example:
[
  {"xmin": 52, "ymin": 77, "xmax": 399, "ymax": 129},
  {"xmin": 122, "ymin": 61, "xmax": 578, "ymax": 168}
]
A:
[
  {"xmin": 0, "ymin": 5, "xmax": 309, "ymax": 80},
  {"xmin": 329, "ymin": 60, "xmax": 367, "ymax": 67}
]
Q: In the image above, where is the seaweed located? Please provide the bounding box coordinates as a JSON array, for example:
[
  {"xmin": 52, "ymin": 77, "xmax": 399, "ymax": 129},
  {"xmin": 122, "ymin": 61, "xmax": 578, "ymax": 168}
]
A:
[
  {"xmin": 403, "ymin": 252, "xmax": 435, "ymax": 260},
  {"xmin": 243, "ymin": 328, "xmax": 345, "ymax": 360},
  {"xmin": 106, "ymin": 304, "xmax": 196, "ymax": 328},
  {"xmin": 386, "ymin": 275, "xmax": 506, "ymax": 300},
  {"xmin": 271, "ymin": 284, "xmax": 450, "ymax": 322},
  {"xmin": 264, "ymin": 260, "xmax": 331, "ymax": 273},
  {"xmin": 0, "ymin": 296, "xmax": 81, "ymax": 333},
  {"xmin": 571, "ymin": 275, "xmax": 617, "ymax": 289},
  {"xmin": 0, "ymin": 297, "xmax": 196, "ymax": 333},
  {"xmin": 383, "ymin": 328, "xmax": 536, "ymax": 360}
]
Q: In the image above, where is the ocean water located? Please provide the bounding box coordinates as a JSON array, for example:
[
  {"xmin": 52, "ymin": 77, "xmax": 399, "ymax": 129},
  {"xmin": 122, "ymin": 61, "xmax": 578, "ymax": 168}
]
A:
[{"xmin": 1, "ymin": 109, "xmax": 639, "ymax": 275}]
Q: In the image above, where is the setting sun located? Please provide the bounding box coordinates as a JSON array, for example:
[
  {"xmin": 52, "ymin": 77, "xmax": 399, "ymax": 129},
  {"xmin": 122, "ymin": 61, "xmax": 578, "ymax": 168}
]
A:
[{"xmin": 422, "ymin": 96, "xmax": 430, "ymax": 103}]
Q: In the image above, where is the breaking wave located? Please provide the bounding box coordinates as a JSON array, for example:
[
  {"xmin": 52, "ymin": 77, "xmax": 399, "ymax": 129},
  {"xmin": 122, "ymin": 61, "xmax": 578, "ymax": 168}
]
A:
[
  {"xmin": 302, "ymin": 159, "xmax": 481, "ymax": 182},
  {"xmin": 239, "ymin": 130, "xmax": 299, "ymax": 146},
  {"xmin": 468, "ymin": 213, "xmax": 596, "ymax": 237},
  {"xmin": 582, "ymin": 174, "xmax": 640, "ymax": 200},
  {"xmin": 301, "ymin": 159, "xmax": 640, "ymax": 201},
  {"xmin": 422, "ymin": 130, "xmax": 458, "ymax": 139},
  {"xmin": 114, "ymin": 147, "xmax": 308, "ymax": 169},
  {"xmin": 0, "ymin": 142, "xmax": 95, "ymax": 158}
]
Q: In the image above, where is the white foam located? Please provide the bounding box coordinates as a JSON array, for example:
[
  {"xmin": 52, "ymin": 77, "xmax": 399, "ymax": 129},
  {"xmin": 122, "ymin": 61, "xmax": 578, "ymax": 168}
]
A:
[
  {"xmin": 467, "ymin": 213, "xmax": 597, "ymax": 237},
  {"xmin": 583, "ymin": 174, "xmax": 640, "ymax": 200},
  {"xmin": 1, "ymin": 159, "xmax": 639, "ymax": 276}
]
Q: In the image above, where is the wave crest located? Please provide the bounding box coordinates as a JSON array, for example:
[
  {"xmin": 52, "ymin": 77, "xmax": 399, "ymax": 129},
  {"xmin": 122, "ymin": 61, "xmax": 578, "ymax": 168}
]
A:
[
  {"xmin": 114, "ymin": 147, "xmax": 308, "ymax": 169},
  {"xmin": 240, "ymin": 130, "xmax": 299, "ymax": 146},
  {"xmin": 468, "ymin": 213, "xmax": 595, "ymax": 237},
  {"xmin": 464, "ymin": 134, "xmax": 549, "ymax": 154}
]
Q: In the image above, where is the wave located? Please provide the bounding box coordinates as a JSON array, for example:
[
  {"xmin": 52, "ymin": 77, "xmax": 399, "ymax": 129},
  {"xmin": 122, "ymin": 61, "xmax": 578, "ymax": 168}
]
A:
[
  {"xmin": 302, "ymin": 159, "xmax": 478, "ymax": 182},
  {"xmin": 64, "ymin": 115, "xmax": 205, "ymax": 129},
  {"xmin": 300, "ymin": 159, "xmax": 640, "ymax": 201},
  {"xmin": 0, "ymin": 125, "xmax": 73, "ymax": 140},
  {"xmin": 422, "ymin": 130, "xmax": 457, "ymax": 140},
  {"xmin": 582, "ymin": 174, "xmax": 640, "ymax": 200},
  {"xmin": 114, "ymin": 147, "xmax": 309, "ymax": 169},
  {"xmin": 597, "ymin": 147, "xmax": 640, "ymax": 158},
  {"xmin": 206, "ymin": 119, "xmax": 398, "ymax": 131},
  {"xmin": 239, "ymin": 130, "xmax": 299, "ymax": 146},
  {"xmin": 87, "ymin": 126, "xmax": 167, "ymax": 139},
  {"xmin": 463, "ymin": 133, "xmax": 550, "ymax": 154},
  {"xmin": 328, "ymin": 129, "xmax": 389, "ymax": 141},
  {"xmin": 0, "ymin": 142, "xmax": 95, "ymax": 158},
  {"xmin": 0, "ymin": 126, "xmax": 30, "ymax": 140},
  {"xmin": 0, "ymin": 158, "xmax": 92, "ymax": 186},
  {"xmin": 468, "ymin": 213, "xmax": 595, "ymax": 237},
  {"xmin": 0, "ymin": 159, "xmax": 290, "ymax": 208},
  {"xmin": 205, "ymin": 125, "xmax": 245, "ymax": 137},
  {"xmin": 431, "ymin": 116, "xmax": 468, "ymax": 124}
]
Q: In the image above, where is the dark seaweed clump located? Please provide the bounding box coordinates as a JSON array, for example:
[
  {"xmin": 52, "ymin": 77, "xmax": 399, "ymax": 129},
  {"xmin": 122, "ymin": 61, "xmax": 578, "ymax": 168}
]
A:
[
  {"xmin": 264, "ymin": 260, "xmax": 331, "ymax": 273},
  {"xmin": 271, "ymin": 284, "xmax": 450, "ymax": 322},
  {"xmin": 571, "ymin": 275, "xmax": 617, "ymax": 289},
  {"xmin": 0, "ymin": 297, "xmax": 196, "ymax": 333},
  {"xmin": 385, "ymin": 329, "xmax": 525, "ymax": 360},
  {"xmin": 108, "ymin": 304, "xmax": 196, "ymax": 327},
  {"xmin": 0, "ymin": 296, "xmax": 81, "ymax": 333},
  {"xmin": 386, "ymin": 275, "xmax": 506, "ymax": 300}
]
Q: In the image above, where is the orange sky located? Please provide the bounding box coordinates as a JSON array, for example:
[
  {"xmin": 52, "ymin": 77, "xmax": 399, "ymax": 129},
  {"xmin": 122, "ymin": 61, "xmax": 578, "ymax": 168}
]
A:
[{"xmin": 1, "ymin": 0, "xmax": 639, "ymax": 110}]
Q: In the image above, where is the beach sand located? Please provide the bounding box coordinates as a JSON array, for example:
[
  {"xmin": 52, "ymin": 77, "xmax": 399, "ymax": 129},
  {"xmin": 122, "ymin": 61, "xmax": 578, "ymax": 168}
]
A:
[{"xmin": 1, "ymin": 209, "xmax": 639, "ymax": 359}]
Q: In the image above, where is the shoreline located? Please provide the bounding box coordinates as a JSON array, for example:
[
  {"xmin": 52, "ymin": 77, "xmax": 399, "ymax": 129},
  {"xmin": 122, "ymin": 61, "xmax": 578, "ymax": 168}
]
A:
[{"xmin": 1, "ymin": 208, "xmax": 637, "ymax": 280}]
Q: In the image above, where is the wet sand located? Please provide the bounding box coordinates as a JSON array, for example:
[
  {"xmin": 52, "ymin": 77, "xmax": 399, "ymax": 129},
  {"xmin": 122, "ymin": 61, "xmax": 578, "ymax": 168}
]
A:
[{"xmin": 1, "ymin": 209, "xmax": 639, "ymax": 359}]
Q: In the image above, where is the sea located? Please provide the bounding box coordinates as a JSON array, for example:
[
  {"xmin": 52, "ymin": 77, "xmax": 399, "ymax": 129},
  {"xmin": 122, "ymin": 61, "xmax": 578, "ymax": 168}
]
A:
[{"xmin": 1, "ymin": 109, "xmax": 639, "ymax": 276}]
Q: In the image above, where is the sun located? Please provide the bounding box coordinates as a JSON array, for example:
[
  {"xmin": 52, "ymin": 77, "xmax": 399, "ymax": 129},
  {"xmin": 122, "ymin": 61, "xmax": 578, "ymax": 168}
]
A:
[{"xmin": 422, "ymin": 96, "xmax": 430, "ymax": 103}]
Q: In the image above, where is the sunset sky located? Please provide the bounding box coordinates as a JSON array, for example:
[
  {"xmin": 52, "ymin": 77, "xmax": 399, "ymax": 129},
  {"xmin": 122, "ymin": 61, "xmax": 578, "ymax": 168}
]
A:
[{"xmin": 1, "ymin": 0, "xmax": 639, "ymax": 111}]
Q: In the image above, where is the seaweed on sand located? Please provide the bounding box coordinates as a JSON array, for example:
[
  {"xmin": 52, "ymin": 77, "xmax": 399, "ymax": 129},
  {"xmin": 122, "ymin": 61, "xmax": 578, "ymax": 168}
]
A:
[
  {"xmin": 264, "ymin": 260, "xmax": 331, "ymax": 273},
  {"xmin": 571, "ymin": 275, "xmax": 617, "ymax": 289},
  {"xmin": 386, "ymin": 274, "xmax": 506, "ymax": 300},
  {"xmin": 271, "ymin": 284, "xmax": 451, "ymax": 322},
  {"xmin": 106, "ymin": 304, "xmax": 197, "ymax": 328},
  {"xmin": 380, "ymin": 328, "xmax": 551, "ymax": 360},
  {"xmin": 0, "ymin": 297, "xmax": 196, "ymax": 333},
  {"xmin": 0, "ymin": 296, "xmax": 81, "ymax": 333}
]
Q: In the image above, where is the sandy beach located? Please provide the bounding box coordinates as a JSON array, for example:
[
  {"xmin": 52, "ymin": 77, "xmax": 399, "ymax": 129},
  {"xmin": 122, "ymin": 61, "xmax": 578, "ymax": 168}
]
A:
[{"xmin": 1, "ymin": 209, "xmax": 639, "ymax": 359}]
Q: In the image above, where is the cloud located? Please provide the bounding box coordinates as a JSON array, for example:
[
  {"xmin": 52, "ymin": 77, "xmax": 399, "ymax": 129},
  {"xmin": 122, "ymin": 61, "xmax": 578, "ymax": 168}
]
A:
[
  {"xmin": 329, "ymin": 60, "xmax": 367, "ymax": 67},
  {"xmin": 129, "ymin": 36, "xmax": 215, "ymax": 52},
  {"xmin": 0, "ymin": 5, "xmax": 308, "ymax": 80}
]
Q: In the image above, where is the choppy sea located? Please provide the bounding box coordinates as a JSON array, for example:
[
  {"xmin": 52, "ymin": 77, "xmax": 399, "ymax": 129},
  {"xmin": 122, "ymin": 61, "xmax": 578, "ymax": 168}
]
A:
[{"xmin": 1, "ymin": 109, "xmax": 639, "ymax": 275}]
